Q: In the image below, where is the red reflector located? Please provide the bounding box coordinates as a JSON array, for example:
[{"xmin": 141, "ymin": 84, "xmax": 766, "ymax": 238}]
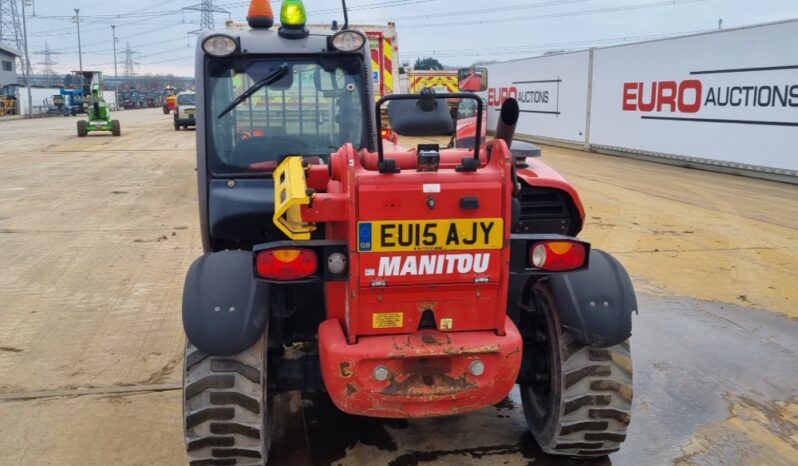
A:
[
  {"xmin": 256, "ymin": 248, "xmax": 318, "ymax": 280},
  {"xmin": 380, "ymin": 128, "xmax": 398, "ymax": 144},
  {"xmin": 530, "ymin": 241, "xmax": 587, "ymax": 272}
]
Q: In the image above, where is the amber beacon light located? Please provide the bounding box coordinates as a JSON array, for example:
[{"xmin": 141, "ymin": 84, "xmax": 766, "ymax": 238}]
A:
[{"xmin": 247, "ymin": 0, "xmax": 274, "ymax": 29}]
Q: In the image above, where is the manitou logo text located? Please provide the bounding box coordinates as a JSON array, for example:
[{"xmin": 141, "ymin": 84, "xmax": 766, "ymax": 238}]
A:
[
  {"xmin": 623, "ymin": 80, "xmax": 798, "ymax": 113},
  {"xmin": 378, "ymin": 253, "xmax": 491, "ymax": 277}
]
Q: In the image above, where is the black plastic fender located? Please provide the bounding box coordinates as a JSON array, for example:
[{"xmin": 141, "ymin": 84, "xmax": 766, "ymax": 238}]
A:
[
  {"xmin": 182, "ymin": 250, "xmax": 269, "ymax": 355},
  {"xmin": 548, "ymin": 249, "xmax": 637, "ymax": 347}
]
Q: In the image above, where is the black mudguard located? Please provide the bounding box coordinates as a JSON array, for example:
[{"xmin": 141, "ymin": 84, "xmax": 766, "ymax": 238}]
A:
[
  {"xmin": 548, "ymin": 249, "xmax": 637, "ymax": 347},
  {"xmin": 182, "ymin": 250, "xmax": 269, "ymax": 355}
]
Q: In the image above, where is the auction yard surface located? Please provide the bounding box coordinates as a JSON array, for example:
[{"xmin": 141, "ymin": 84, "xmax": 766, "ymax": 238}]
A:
[{"xmin": 0, "ymin": 110, "xmax": 795, "ymax": 465}]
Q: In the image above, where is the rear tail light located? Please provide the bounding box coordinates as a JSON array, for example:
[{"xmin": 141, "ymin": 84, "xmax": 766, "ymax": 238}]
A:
[
  {"xmin": 256, "ymin": 248, "xmax": 318, "ymax": 280},
  {"xmin": 530, "ymin": 241, "xmax": 587, "ymax": 272}
]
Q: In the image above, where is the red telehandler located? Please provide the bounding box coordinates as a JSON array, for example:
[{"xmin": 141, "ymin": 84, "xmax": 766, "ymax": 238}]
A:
[{"xmin": 181, "ymin": 1, "xmax": 636, "ymax": 464}]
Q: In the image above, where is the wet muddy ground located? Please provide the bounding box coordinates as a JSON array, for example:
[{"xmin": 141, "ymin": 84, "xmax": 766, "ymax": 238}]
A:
[
  {"xmin": 0, "ymin": 110, "xmax": 796, "ymax": 465},
  {"xmin": 267, "ymin": 294, "xmax": 798, "ymax": 466}
]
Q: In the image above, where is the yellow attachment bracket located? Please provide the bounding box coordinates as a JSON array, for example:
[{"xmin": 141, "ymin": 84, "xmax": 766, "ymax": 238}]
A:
[{"xmin": 273, "ymin": 156, "xmax": 315, "ymax": 240}]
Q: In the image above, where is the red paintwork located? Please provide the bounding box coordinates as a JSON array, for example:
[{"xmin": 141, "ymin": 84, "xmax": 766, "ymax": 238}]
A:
[
  {"xmin": 454, "ymin": 115, "xmax": 487, "ymax": 148},
  {"xmin": 318, "ymin": 316, "xmax": 522, "ymax": 418},
  {"xmin": 303, "ymin": 141, "xmax": 514, "ymax": 336},
  {"xmin": 459, "ymin": 73, "xmax": 484, "ymax": 92},
  {"xmin": 293, "ymin": 138, "xmax": 584, "ymax": 418},
  {"xmin": 516, "ymin": 157, "xmax": 586, "ymax": 223}
]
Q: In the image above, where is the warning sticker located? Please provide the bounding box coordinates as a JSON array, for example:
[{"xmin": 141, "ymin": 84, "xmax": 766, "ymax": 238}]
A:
[
  {"xmin": 373, "ymin": 312, "xmax": 404, "ymax": 329},
  {"xmin": 439, "ymin": 318, "xmax": 453, "ymax": 330}
]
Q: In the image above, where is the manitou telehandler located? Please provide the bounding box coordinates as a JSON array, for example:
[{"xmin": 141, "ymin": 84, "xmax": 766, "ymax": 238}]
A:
[{"xmin": 181, "ymin": 1, "xmax": 637, "ymax": 464}]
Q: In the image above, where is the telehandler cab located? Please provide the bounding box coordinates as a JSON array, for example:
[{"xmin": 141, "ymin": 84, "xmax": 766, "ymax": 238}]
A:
[{"xmin": 182, "ymin": 1, "xmax": 637, "ymax": 464}]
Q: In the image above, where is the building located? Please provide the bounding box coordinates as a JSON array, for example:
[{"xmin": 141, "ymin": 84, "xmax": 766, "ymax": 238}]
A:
[{"xmin": 0, "ymin": 43, "xmax": 21, "ymax": 87}]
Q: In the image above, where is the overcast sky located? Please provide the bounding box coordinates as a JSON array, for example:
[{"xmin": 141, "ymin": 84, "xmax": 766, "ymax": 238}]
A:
[{"xmin": 14, "ymin": 0, "xmax": 798, "ymax": 78}]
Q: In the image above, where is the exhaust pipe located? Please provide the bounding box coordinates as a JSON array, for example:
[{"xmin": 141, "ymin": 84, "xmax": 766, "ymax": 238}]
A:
[{"xmin": 494, "ymin": 97, "xmax": 519, "ymax": 147}]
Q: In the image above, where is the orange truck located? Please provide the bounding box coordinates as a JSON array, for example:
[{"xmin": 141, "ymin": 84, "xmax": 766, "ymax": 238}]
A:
[{"xmin": 162, "ymin": 86, "xmax": 177, "ymax": 114}]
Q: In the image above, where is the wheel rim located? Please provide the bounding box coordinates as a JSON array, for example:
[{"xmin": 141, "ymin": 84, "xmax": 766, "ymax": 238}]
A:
[{"xmin": 521, "ymin": 289, "xmax": 559, "ymax": 433}]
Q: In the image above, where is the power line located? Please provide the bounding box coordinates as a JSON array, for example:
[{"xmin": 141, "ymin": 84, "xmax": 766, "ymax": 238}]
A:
[
  {"xmin": 141, "ymin": 54, "xmax": 194, "ymax": 66},
  {"xmin": 27, "ymin": 15, "xmax": 192, "ymax": 37},
  {"xmin": 31, "ymin": 9, "xmax": 188, "ymax": 21},
  {"xmin": 216, "ymin": 0, "xmax": 436, "ymax": 15},
  {"xmin": 127, "ymin": 0, "xmax": 185, "ymax": 14},
  {"xmin": 46, "ymin": 21, "xmax": 198, "ymax": 52},
  {"xmin": 405, "ymin": 28, "xmax": 714, "ymax": 59},
  {"xmin": 60, "ymin": 34, "xmax": 197, "ymax": 55},
  {"xmin": 361, "ymin": 0, "xmax": 595, "ymax": 23},
  {"xmin": 398, "ymin": 0, "xmax": 710, "ymax": 29},
  {"xmin": 85, "ymin": 49, "xmax": 194, "ymax": 69}
]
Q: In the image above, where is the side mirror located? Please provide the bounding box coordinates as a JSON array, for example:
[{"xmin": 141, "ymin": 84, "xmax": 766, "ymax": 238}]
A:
[{"xmin": 458, "ymin": 67, "xmax": 488, "ymax": 92}]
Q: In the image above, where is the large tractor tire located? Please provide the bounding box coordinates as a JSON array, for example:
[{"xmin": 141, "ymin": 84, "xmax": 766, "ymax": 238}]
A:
[
  {"xmin": 163, "ymin": 105, "xmax": 170, "ymax": 115},
  {"xmin": 174, "ymin": 119, "xmax": 180, "ymax": 131},
  {"xmin": 520, "ymin": 281, "xmax": 633, "ymax": 458},
  {"xmin": 183, "ymin": 337, "xmax": 271, "ymax": 465},
  {"xmin": 111, "ymin": 120, "xmax": 121, "ymax": 137},
  {"xmin": 77, "ymin": 120, "xmax": 88, "ymax": 137}
]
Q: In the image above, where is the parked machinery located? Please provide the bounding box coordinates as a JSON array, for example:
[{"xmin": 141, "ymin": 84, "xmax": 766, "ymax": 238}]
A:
[
  {"xmin": 173, "ymin": 91, "xmax": 196, "ymax": 130},
  {"xmin": 46, "ymin": 94, "xmax": 70, "ymax": 116},
  {"xmin": 0, "ymin": 84, "xmax": 19, "ymax": 116},
  {"xmin": 74, "ymin": 71, "xmax": 121, "ymax": 137},
  {"xmin": 163, "ymin": 85, "xmax": 178, "ymax": 114}
]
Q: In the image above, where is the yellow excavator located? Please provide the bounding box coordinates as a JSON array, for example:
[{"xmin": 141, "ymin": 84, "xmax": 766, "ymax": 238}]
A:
[{"xmin": 0, "ymin": 84, "xmax": 19, "ymax": 116}]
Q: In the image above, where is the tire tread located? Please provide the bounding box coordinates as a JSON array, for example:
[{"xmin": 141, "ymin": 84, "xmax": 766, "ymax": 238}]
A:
[
  {"xmin": 550, "ymin": 335, "xmax": 633, "ymax": 458},
  {"xmin": 522, "ymin": 283, "xmax": 634, "ymax": 459},
  {"xmin": 184, "ymin": 340, "xmax": 268, "ymax": 465}
]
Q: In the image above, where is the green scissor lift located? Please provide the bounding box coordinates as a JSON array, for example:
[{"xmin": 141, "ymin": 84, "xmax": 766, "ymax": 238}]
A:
[{"xmin": 75, "ymin": 71, "xmax": 121, "ymax": 137}]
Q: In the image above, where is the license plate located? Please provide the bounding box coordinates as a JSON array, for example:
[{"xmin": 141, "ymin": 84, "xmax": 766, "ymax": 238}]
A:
[{"xmin": 358, "ymin": 218, "xmax": 503, "ymax": 252}]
